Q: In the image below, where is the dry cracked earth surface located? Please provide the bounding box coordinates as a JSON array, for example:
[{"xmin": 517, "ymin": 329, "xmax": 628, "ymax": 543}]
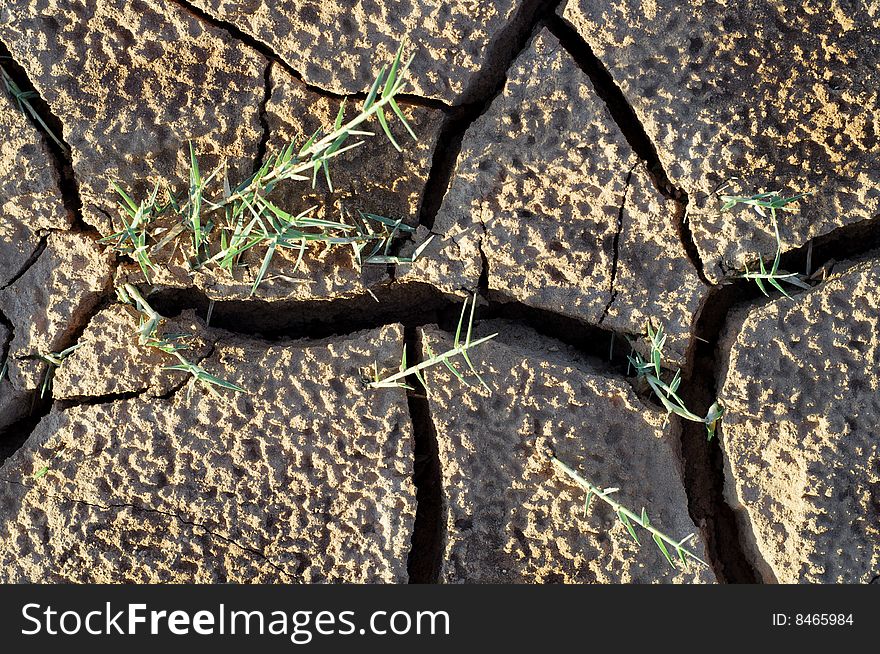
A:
[{"xmin": 0, "ymin": 0, "xmax": 877, "ymax": 584}]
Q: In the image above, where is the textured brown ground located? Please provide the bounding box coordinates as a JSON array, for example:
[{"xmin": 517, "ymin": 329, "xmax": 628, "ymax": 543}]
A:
[{"xmin": 0, "ymin": 0, "xmax": 877, "ymax": 584}]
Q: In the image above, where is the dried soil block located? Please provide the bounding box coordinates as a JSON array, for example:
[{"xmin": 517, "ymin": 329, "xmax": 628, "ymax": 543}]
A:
[
  {"xmin": 408, "ymin": 30, "xmax": 705, "ymax": 361},
  {"xmin": 420, "ymin": 322, "xmax": 714, "ymax": 583},
  {"xmin": 0, "ymin": 85, "xmax": 70, "ymax": 287},
  {"xmin": 190, "ymin": 0, "xmax": 522, "ymax": 104},
  {"xmin": 0, "ymin": 231, "xmax": 113, "ymax": 391},
  {"xmin": 719, "ymin": 259, "xmax": 880, "ymax": 583},
  {"xmin": 561, "ymin": 0, "xmax": 880, "ymax": 281},
  {"xmin": 0, "ymin": 325, "xmax": 416, "ymax": 582},
  {"xmin": 0, "ymin": 0, "xmax": 266, "ymax": 234},
  {"xmin": 52, "ymin": 304, "xmax": 213, "ymax": 400}
]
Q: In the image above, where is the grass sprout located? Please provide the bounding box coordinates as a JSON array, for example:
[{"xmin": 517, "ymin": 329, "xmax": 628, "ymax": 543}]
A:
[
  {"xmin": 720, "ymin": 190, "xmax": 813, "ymax": 299},
  {"xmin": 367, "ymin": 294, "xmax": 496, "ymax": 393},
  {"xmin": 629, "ymin": 322, "xmax": 723, "ymax": 440},
  {"xmin": 0, "ymin": 62, "xmax": 67, "ymax": 151},
  {"xmin": 36, "ymin": 344, "xmax": 82, "ymax": 398},
  {"xmin": 549, "ymin": 452, "xmax": 708, "ymax": 569},
  {"xmin": 33, "ymin": 449, "xmax": 63, "ymax": 480},
  {"xmin": 348, "ymin": 209, "xmax": 435, "ymax": 266},
  {"xmin": 104, "ymin": 45, "xmax": 432, "ymax": 296},
  {"xmin": 119, "ymin": 283, "xmax": 246, "ymax": 398}
]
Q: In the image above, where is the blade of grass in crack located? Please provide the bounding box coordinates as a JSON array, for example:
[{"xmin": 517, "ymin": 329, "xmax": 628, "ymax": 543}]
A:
[
  {"xmin": 629, "ymin": 322, "xmax": 723, "ymax": 440},
  {"xmin": 549, "ymin": 453, "xmax": 708, "ymax": 568},
  {"xmin": 722, "ymin": 189, "xmax": 814, "ymax": 297},
  {"xmin": 368, "ymin": 295, "xmax": 496, "ymax": 390},
  {"xmin": 36, "ymin": 343, "xmax": 82, "ymax": 398},
  {"xmin": 248, "ymin": 203, "xmax": 324, "ymax": 295},
  {"xmin": 108, "ymin": 46, "xmax": 418, "ymax": 291},
  {"xmin": 0, "ymin": 64, "xmax": 67, "ymax": 151}
]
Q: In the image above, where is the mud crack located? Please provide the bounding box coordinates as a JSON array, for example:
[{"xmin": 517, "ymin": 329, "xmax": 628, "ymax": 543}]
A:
[
  {"xmin": 546, "ymin": 16, "xmax": 708, "ymax": 284},
  {"xmin": 681, "ymin": 208, "xmax": 880, "ymax": 580},
  {"xmin": 168, "ymin": 0, "xmax": 444, "ymax": 111},
  {"xmin": 677, "ymin": 283, "xmax": 758, "ymax": 582},
  {"xmin": 599, "ymin": 165, "xmax": 635, "ymax": 324},
  {"xmin": 0, "ymin": 40, "xmax": 92, "ymax": 238},
  {"xmin": 417, "ymin": 0, "xmax": 564, "ymax": 232},
  {"xmin": 0, "ymin": 237, "xmax": 47, "ymax": 292},
  {"xmin": 403, "ymin": 327, "xmax": 445, "ymax": 583},
  {"xmin": 253, "ymin": 60, "xmax": 274, "ymax": 175}
]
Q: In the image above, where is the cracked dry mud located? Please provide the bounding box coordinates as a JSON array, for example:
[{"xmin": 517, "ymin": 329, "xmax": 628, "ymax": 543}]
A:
[{"xmin": 0, "ymin": 0, "xmax": 878, "ymax": 584}]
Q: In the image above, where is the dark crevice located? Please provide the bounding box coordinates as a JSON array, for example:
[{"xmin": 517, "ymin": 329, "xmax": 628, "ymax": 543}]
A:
[
  {"xmin": 676, "ymin": 212, "xmax": 880, "ymax": 582},
  {"xmin": 145, "ymin": 280, "xmax": 635, "ymax": 380},
  {"xmin": 55, "ymin": 390, "xmax": 144, "ymax": 411},
  {"xmin": 599, "ymin": 167, "xmax": 634, "ymax": 324},
  {"xmin": 546, "ymin": 16, "xmax": 708, "ymax": 284},
  {"xmin": 416, "ymin": 0, "xmax": 563, "ymax": 231},
  {"xmin": 678, "ymin": 282, "xmax": 759, "ymax": 583},
  {"xmin": 0, "ymin": 237, "xmax": 47, "ymax": 291},
  {"xmin": 777, "ymin": 211, "xmax": 880, "ymax": 279},
  {"xmin": 676, "ymin": 198, "xmax": 709, "ymax": 284},
  {"xmin": 404, "ymin": 327, "xmax": 444, "ymax": 583},
  {"xmin": 253, "ymin": 60, "xmax": 273, "ymax": 175},
  {"xmin": 0, "ymin": 407, "xmax": 46, "ymax": 465},
  {"xmin": 484, "ymin": 291, "xmax": 633, "ymax": 378},
  {"xmin": 476, "ymin": 233, "xmax": 490, "ymax": 298},
  {"xmin": 148, "ymin": 281, "xmax": 453, "ymax": 339},
  {"xmin": 0, "ymin": 41, "xmax": 92, "ymax": 237}
]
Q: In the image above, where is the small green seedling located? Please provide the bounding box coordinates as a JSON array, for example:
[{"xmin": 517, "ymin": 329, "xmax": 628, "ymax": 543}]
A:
[
  {"xmin": 1, "ymin": 63, "xmax": 67, "ymax": 151},
  {"xmin": 347, "ymin": 209, "xmax": 435, "ymax": 266},
  {"xmin": 119, "ymin": 283, "xmax": 247, "ymax": 398},
  {"xmin": 36, "ymin": 343, "xmax": 82, "ymax": 398},
  {"xmin": 549, "ymin": 453, "xmax": 708, "ymax": 568},
  {"xmin": 105, "ymin": 45, "xmax": 432, "ymax": 296},
  {"xmin": 720, "ymin": 190, "xmax": 813, "ymax": 298},
  {"xmin": 629, "ymin": 322, "xmax": 723, "ymax": 440},
  {"xmin": 33, "ymin": 448, "xmax": 64, "ymax": 480},
  {"xmin": 367, "ymin": 294, "xmax": 497, "ymax": 393}
]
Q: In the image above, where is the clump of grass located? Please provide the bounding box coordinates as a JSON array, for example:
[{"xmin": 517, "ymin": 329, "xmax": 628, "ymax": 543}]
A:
[
  {"xmin": 118, "ymin": 283, "xmax": 246, "ymax": 398},
  {"xmin": 36, "ymin": 344, "xmax": 82, "ymax": 398},
  {"xmin": 549, "ymin": 452, "xmax": 708, "ymax": 569},
  {"xmin": 103, "ymin": 46, "xmax": 432, "ymax": 296},
  {"xmin": 720, "ymin": 190, "xmax": 813, "ymax": 298},
  {"xmin": 367, "ymin": 294, "xmax": 496, "ymax": 393},
  {"xmin": 629, "ymin": 322, "xmax": 723, "ymax": 440},
  {"xmin": 0, "ymin": 62, "xmax": 67, "ymax": 151}
]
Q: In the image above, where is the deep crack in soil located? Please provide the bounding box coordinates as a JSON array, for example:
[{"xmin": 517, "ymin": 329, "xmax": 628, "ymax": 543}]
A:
[
  {"xmin": 0, "ymin": 40, "xmax": 92, "ymax": 238},
  {"xmin": 417, "ymin": 0, "xmax": 564, "ymax": 232},
  {"xmin": 679, "ymin": 281, "xmax": 759, "ymax": 583},
  {"xmin": 546, "ymin": 15, "xmax": 708, "ymax": 285},
  {"xmin": 0, "ymin": 286, "xmax": 117, "ymax": 466},
  {"xmin": 404, "ymin": 326, "xmax": 444, "ymax": 583}
]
